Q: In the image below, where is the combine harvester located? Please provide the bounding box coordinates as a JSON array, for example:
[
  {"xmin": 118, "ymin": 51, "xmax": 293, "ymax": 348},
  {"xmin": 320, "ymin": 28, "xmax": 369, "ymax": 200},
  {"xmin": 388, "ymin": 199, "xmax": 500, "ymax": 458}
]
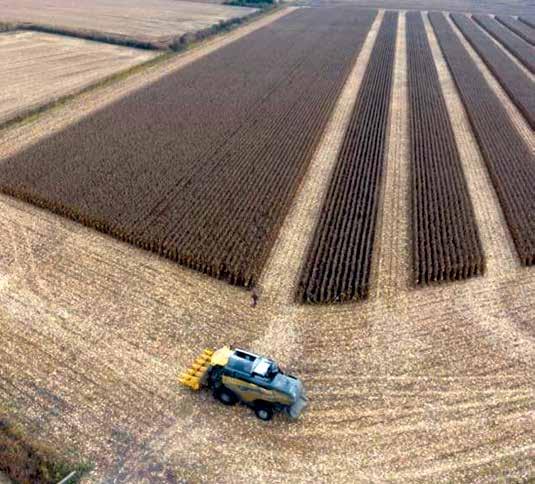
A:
[{"xmin": 179, "ymin": 347, "xmax": 308, "ymax": 421}]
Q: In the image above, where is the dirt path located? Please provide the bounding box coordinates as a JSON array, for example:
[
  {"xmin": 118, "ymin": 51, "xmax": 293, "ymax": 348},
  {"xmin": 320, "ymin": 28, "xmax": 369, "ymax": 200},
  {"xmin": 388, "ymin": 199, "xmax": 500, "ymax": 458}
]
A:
[
  {"xmin": 372, "ymin": 10, "xmax": 411, "ymax": 302},
  {"xmin": 0, "ymin": 8, "xmax": 534, "ymax": 484}
]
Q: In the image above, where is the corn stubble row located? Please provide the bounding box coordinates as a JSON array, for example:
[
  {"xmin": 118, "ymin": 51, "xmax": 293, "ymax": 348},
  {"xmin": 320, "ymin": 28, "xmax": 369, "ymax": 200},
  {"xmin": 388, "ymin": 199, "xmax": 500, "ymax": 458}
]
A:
[
  {"xmin": 430, "ymin": 12, "xmax": 535, "ymax": 267},
  {"xmin": 448, "ymin": 14, "xmax": 535, "ymax": 130},
  {"xmin": 0, "ymin": 8, "xmax": 377, "ymax": 288},
  {"xmin": 471, "ymin": 14, "xmax": 535, "ymax": 74},
  {"xmin": 406, "ymin": 12, "xmax": 484, "ymax": 285},
  {"xmin": 297, "ymin": 12, "xmax": 398, "ymax": 303}
]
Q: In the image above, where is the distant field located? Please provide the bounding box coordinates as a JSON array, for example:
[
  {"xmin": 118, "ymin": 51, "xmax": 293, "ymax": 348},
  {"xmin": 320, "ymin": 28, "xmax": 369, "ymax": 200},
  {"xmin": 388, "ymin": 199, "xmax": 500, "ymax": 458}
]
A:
[
  {"xmin": 0, "ymin": 31, "xmax": 158, "ymax": 125},
  {"xmin": 0, "ymin": 0, "xmax": 256, "ymax": 47},
  {"xmin": 312, "ymin": 0, "xmax": 535, "ymax": 16}
]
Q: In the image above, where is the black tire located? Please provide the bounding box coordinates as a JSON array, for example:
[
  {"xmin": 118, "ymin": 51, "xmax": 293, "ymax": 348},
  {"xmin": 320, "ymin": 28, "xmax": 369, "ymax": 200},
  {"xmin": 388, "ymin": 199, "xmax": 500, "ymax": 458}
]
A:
[
  {"xmin": 214, "ymin": 387, "xmax": 238, "ymax": 406},
  {"xmin": 209, "ymin": 366, "xmax": 224, "ymax": 388},
  {"xmin": 254, "ymin": 403, "xmax": 273, "ymax": 421}
]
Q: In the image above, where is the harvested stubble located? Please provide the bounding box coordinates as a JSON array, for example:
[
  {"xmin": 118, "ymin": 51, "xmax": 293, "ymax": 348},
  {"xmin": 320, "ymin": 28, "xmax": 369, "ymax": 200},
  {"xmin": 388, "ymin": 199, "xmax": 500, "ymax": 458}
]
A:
[
  {"xmin": 0, "ymin": 7, "xmax": 377, "ymax": 288},
  {"xmin": 0, "ymin": 31, "xmax": 158, "ymax": 126},
  {"xmin": 406, "ymin": 11, "xmax": 484, "ymax": 285},
  {"xmin": 297, "ymin": 12, "xmax": 398, "ymax": 303},
  {"xmin": 429, "ymin": 12, "xmax": 535, "ymax": 266},
  {"xmin": 471, "ymin": 14, "xmax": 535, "ymax": 73},
  {"xmin": 448, "ymin": 14, "xmax": 535, "ymax": 129},
  {"xmin": 0, "ymin": 0, "xmax": 256, "ymax": 50},
  {"xmin": 495, "ymin": 15, "xmax": 535, "ymax": 46}
]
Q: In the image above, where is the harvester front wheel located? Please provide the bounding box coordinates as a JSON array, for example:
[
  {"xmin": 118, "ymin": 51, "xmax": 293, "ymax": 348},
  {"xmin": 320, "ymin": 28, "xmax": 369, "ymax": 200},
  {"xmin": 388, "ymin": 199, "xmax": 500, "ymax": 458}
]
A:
[
  {"xmin": 254, "ymin": 403, "xmax": 273, "ymax": 421},
  {"xmin": 214, "ymin": 387, "xmax": 238, "ymax": 406}
]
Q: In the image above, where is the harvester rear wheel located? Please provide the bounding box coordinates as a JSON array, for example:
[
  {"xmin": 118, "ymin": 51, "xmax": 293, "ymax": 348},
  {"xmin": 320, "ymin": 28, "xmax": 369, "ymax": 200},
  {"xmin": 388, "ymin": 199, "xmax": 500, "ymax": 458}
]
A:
[
  {"xmin": 214, "ymin": 387, "xmax": 238, "ymax": 406},
  {"xmin": 254, "ymin": 403, "xmax": 273, "ymax": 421}
]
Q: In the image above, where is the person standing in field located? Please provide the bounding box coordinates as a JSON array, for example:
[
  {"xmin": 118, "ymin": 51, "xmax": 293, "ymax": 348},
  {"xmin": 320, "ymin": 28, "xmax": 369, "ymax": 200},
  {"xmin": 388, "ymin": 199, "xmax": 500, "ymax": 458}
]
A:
[{"xmin": 251, "ymin": 288, "xmax": 259, "ymax": 308}]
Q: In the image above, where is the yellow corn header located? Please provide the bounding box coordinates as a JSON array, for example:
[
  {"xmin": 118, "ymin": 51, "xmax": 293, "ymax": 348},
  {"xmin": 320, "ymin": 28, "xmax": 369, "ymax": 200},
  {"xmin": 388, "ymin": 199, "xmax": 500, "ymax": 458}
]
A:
[{"xmin": 178, "ymin": 348, "xmax": 214, "ymax": 391}]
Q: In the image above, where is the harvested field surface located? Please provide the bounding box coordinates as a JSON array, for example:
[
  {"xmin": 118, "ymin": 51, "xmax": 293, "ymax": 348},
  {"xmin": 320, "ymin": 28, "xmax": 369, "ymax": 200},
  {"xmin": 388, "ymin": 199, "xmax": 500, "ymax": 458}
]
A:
[
  {"xmin": 430, "ymin": 12, "xmax": 535, "ymax": 266},
  {"xmin": 0, "ymin": 7, "xmax": 377, "ymax": 289},
  {"xmin": 0, "ymin": 0, "xmax": 255, "ymax": 48},
  {"xmin": 449, "ymin": 14, "xmax": 535, "ymax": 128},
  {"xmin": 496, "ymin": 15, "xmax": 535, "ymax": 46},
  {"xmin": 406, "ymin": 11, "xmax": 483, "ymax": 285},
  {"xmin": 0, "ymin": 181, "xmax": 533, "ymax": 482},
  {"xmin": 0, "ymin": 31, "xmax": 157, "ymax": 126},
  {"xmin": 472, "ymin": 14, "xmax": 535, "ymax": 73},
  {"xmin": 0, "ymin": 6, "xmax": 534, "ymax": 484},
  {"xmin": 297, "ymin": 12, "xmax": 398, "ymax": 303}
]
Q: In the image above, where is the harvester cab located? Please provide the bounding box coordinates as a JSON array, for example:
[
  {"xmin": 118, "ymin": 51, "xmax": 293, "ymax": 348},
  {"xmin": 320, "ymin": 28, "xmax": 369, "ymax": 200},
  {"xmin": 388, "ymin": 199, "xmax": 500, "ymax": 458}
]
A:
[{"xmin": 179, "ymin": 346, "xmax": 308, "ymax": 421}]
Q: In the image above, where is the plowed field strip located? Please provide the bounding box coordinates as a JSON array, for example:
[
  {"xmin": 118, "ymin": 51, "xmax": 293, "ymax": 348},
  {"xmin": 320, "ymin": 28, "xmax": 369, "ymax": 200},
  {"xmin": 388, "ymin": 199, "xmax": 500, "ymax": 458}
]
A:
[
  {"xmin": 298, "ymin": 11, "xmax": 398, "ymax": 303},
  {"xmin": 449, "ymin": 14, "xmax": 535, "ymax": 129},
  {"xmin": 0, "ymin": 7, "xmax": 377, "ymax": 288},
  {"xmin": 495, "ymin": 16, "xmax": 535, "ymax": 46},
  {"xmin": 472, "ymin": 14, "xmax": 535, "ymax": 73},
  {"xmin": 407, "ymin": 11, "xmax": 484, "ymax": 285},
  {"xmin": 429, "ymin": 12, "xmax": 535, "ymax": 266}
]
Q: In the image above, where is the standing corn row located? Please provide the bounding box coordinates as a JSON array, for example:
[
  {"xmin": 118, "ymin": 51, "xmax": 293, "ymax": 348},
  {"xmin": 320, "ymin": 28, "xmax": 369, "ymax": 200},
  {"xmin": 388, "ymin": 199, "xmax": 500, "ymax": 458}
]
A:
[
  {"xmin": 430, "ymin": 12, "xmax": 535, "ymax": 267},
  {"xmin": 407, "ymin": 11, "xmax": 484, "ymax": 284},
  {"xmin": 298, "ymin": 12, "xmax": 399, "ymax": 303}
]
